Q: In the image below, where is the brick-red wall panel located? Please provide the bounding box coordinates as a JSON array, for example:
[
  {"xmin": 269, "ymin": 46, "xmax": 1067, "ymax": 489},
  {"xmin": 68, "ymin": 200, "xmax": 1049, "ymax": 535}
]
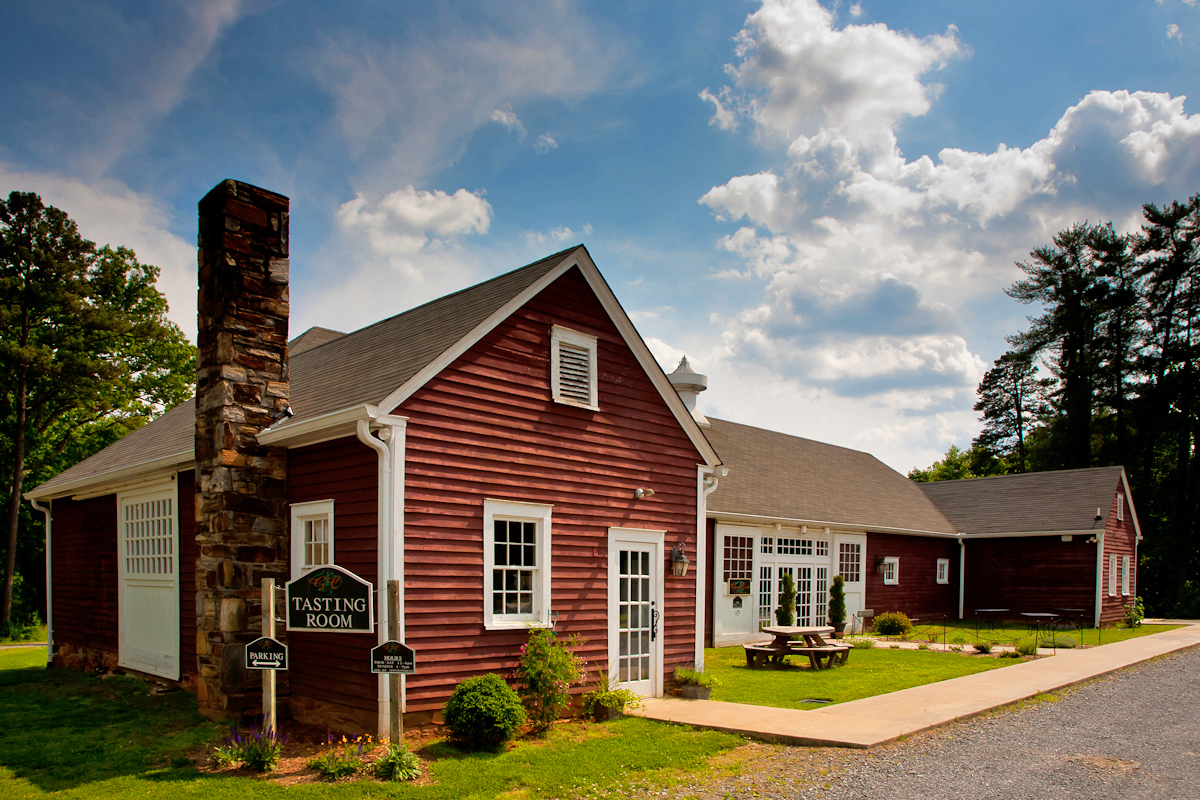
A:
[
  {"xmin": 864, "ymin": 532, "xmax": 958, "ymax": 620},
  {"xmin": 51, "ymin": 495, "xmax": 118, "ymax": 654}
]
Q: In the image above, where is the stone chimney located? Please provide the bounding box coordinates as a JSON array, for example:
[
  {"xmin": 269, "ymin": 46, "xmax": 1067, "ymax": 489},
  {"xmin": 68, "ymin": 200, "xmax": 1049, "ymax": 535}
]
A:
[
  {"xmin": 195, "ymin": 180, "xmax": 290, "ymax": 720},
  {"xmin": 668, "ymin": 356, "xmax": 710, "ymax": 428}
]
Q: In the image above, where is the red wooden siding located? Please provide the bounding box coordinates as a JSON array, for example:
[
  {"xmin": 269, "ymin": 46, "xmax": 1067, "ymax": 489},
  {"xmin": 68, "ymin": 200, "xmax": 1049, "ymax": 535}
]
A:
[
  {"xmin": 286, "ymin": 438, "xmax": 380, "ymax": 724},
  {"xmin": 398, "ymin": 267, "xmax": 704, "ymax": 712},
  {"xmin": 1100, "ymin": 484, "xmax": 1138, "ymax": 624},
  {"xmin": 178, "ymin": 471, "xmax": 197, "ymax": 680},
  {"xmin": 51, "ymin": 495, "xmax": 118, "ymax": 655},
  {"xmin": 704, "ymin": 518, "xmax": 717, "ymax": 647},
  {"xmin": 963, "ymin": 536, "xmax": 1097, "ymax": 620},
  {"xmin": 864, "ymin": 532, "xmax": 958, "ymax": 620}
]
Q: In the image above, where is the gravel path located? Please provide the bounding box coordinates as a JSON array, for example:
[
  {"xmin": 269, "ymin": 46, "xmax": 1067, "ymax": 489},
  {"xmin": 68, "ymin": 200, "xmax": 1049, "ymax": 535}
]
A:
[{"xmin": 644, "ymin": 646, "xmax": 1200, "ymax": 800}]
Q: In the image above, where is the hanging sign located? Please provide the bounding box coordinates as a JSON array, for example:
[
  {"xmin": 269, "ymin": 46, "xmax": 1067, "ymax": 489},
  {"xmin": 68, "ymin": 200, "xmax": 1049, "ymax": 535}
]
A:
[
  {"xmin": 285, "ymin": 565, "xmax": 375, "ymax": 633},
  {"xmin": 245, "ymin": 636, "xmax": 288, "ymax": 670},
  {"xmin": 370, "ymin": 641, "xmax": 417, "ymax": 674}
]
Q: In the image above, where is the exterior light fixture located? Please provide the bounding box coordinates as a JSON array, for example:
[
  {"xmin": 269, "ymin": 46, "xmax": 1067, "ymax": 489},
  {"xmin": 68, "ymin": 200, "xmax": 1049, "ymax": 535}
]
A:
[
  {"xmin": 875, "ymin": 555, "xmax": 887, "ymax": 574},
  {"xmin": 671, "ymin": 543, "xmax": 690, "ymax": 577},
  {"xmin": 634, "ymin": 488, "xmax": 655, "ymax": 499}
]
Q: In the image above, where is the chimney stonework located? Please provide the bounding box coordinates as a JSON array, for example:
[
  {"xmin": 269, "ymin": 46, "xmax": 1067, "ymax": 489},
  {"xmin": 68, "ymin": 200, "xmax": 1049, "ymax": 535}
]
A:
[{"xmin": 195, "ymin": 180, "xmax": 291, "ymax": 719}]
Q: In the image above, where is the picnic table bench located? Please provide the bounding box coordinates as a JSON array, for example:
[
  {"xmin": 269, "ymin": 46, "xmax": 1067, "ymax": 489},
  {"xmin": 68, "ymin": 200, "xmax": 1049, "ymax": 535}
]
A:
[{"xmin": 743, "ymin": 625, "xmax": 851, "ymax": 670}]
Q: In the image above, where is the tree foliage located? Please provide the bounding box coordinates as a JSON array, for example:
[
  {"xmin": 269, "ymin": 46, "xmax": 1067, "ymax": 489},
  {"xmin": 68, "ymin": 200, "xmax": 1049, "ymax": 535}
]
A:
[{"xmin": 0, "ymin": 191, "xmax": 194, "ymax": 625}]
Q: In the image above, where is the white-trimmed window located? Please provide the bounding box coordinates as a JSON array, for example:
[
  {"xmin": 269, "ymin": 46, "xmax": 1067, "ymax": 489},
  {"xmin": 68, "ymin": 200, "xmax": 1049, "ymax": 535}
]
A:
[
  {"xmin": 484, "ymin": 499, "xmax": 553, "ymax": 630},
  {"xmin": 550, "ymin": 325, "xmax": 598, "ymax": 410},
  {"xmin": 1108, "ymin": 553, "xmax": 1118, "ymax": 597},
  {"xmin": 936, "ymin": 558, "xmax": 950, "ymax": 584},
  {"xmin": 1117, "ymin": 494, "xmax": 1124, "ymax": 521},
  {"xmin": 838, "ymin": 542, "xmax": 862, "ymax": 583},
  {"xmin": 1122, "ymin": 555, "xmax": 1130, "ymax": 596},
  {"xmin": 881, "ymin": 556, "xmax": 899, "ymax": 585},
  {"xmin": 291, "ymin": 499, "xmax": 334, "ymax": 580}
]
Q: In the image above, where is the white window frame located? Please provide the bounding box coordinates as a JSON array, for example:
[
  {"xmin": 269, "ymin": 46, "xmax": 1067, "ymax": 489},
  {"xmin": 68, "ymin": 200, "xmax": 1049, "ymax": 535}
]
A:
[
  {"xmin": 1117, "ymin": 494, "xmax": 1124, "ymax": 521},
  {"xmin": 881, "ymin": 556, "xmax": 899, "ymax": 586},
  {"xmin": 1108, "ymin": 553, "xmax": 1118, "ymax": 597},
  {"xmin": 117, "ymin": 479, "xmax": 180, "ymax": 680},
  {"xmin": 290, "ymin": 499, "xmax": 335, "ymax": 580},
  {"xmin": 936, "ymin": 558, "xmax": 950, "ymax": 584},
  {"xmin": 1122, "ymin": 555, "xmax": 1130, "ymax": 596},
  {"xmin": 484, "ymin": 499, "xmax": 553, "ymax": 630},
  {"xmin": 550, "ymin": 325, "xmax": 599, "ymax": 410}
]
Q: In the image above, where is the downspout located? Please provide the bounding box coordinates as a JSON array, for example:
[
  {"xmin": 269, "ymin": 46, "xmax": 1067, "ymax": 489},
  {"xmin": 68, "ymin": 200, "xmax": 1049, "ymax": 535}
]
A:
[
  {"xmin": 30, "ymin": 498, "xmax": 51, "ymax": 666},
  {"xmin": 1093, "ymin": 531, "xmax": 1105, "ymax": 629},
  {"xmin": 957, "ymin": 536, "xmax": 965, "ymax": 621},
  {"xmin": 356, "ymin": 416, "xmax": 407, "ymax": 738},
  {"xmin": 694, "ymin": 466, "xmax": 726, "ymax": 670}
]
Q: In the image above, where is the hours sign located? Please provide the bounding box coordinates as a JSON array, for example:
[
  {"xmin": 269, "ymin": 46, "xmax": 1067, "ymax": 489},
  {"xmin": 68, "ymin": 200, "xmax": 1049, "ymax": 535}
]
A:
[{"xmin": 285, "ymin": 565, "xmax": 375, "ymax": 633}]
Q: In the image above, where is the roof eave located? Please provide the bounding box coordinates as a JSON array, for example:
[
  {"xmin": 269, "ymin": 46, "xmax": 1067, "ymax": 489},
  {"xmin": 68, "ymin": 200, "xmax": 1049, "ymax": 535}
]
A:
[
  {"xmin": 962, "ymin": 528, "xmax": 1102, "ymax": 539},
  {"xmin": 25, "ymin": 450, "xmax": 195, "ymax": 502},
  {"xmin": 257, "ymin": 404, "xmax": 383, "ymax": 448},
  {"xmin": 708, "ymin": 510, "xmax": 958, "ymax": 538}
]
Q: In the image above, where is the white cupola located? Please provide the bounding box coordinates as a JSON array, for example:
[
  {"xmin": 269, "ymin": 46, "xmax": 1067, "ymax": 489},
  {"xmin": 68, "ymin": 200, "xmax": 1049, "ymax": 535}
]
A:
[{"xmin": 668, "ymin": 356, "xmax": 710, "ymax": 428}]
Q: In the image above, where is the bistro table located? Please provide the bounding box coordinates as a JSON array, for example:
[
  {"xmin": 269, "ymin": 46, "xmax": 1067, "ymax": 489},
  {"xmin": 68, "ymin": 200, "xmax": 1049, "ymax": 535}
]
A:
[
  {"xmin": 744, "ymin": 625, "xmax": 847, "ymax": 670},
  {"xmin": 973, "ymin": 608, "xmax": 1010, "ymax": 639},
  {"xmin": 1020, "ymin": 612, "xmax": 1059, "ymax": 657}
]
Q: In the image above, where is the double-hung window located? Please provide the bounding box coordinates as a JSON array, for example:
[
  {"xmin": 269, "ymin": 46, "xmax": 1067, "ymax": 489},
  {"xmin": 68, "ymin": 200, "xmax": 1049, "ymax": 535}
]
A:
[
  {"xmin": 936, "ymin": 558, "xmax": 950, "ymax": 584},
  {"xmin": 1122, "ymin": 555, "xmax": 1130, "ymax": 596},
  {"xmin": 484, "ymin": 499, "xmax": 553, "ymax": 630},
  {"xmin": 1108, "ymin": 553, "xmax": 1118, "ymax": 597},
  {"xmin": 881, "ymin": 556, "xmax": 899, "ymax": 585},
  {"xmin": 550, "ymin": 325, "xmax": 599, "ymax": 410},
  {"xmin": 291, "ymin": 500, "xmax": 334, "ymax": 580}
]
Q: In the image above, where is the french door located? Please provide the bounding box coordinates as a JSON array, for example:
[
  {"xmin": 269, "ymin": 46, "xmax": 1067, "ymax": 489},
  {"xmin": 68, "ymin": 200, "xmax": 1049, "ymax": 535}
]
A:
[{"xmin": 608, "ymin": 529, "xmax": 664, "ymax": 697}]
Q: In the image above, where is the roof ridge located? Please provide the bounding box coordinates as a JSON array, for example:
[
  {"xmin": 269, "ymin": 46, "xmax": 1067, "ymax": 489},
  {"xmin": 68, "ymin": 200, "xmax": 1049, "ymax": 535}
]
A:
[
  {"xmin": 706, "ymin": 415, "xmax": 877, "ymax": 460},
  {"xmin": 919, "ymin": 464, "xmax": 1125, "ymax": 488}
]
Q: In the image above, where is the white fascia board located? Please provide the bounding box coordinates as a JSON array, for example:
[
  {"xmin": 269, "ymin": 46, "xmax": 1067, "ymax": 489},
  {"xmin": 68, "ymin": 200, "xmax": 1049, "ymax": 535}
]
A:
[
  {"xmin": 707, "ymin": 510, "xmax": 959, "ymax": 538},
  {"xmin": 257, "ymin": 404, "xmax": 378, "ymax": 448},
  {"xmin": 24, "ymin": 451, "xmax": 194, "ymax": 502},
  {"xmin": 1119, "ymin": 469, "xmax": 1142, "ymax": 540},
  {"xmin": 960, "ymin": 529, "xmax": 1101, "ymax": 539},
  {"xmin": 374, "ymin": 246, "xmax": 721, "ymax": 468}
]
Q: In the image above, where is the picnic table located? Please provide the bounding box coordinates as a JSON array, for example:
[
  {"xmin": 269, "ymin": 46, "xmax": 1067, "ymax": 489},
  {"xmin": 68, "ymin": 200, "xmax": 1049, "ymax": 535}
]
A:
[{"xmin": 743, "ymin": 625, "xmax": 850, "ymax": 670}]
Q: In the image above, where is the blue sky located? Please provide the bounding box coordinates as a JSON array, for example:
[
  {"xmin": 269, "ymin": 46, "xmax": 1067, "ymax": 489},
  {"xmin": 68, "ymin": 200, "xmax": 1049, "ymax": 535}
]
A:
[{"xmin": 3, "ymin": 0, "xmax": 1199, "ymax": 472}]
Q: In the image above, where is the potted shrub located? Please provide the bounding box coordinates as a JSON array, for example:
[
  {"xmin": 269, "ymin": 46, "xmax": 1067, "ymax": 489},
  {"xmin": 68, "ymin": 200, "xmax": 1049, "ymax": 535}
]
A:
[
  {"xmin": 828, "ymin": 575, "xmax": 847, "ymax": 637},
  {"xmin": 580, "ymin": 669, "xmax": 643, "ymax": 722},
  {"xmin": 774, "ymin": 572, "xmax": 796, "ymax": 626},
  {"xmin": 674, "ymin": 665, "xmax": 719, "ymax": 700}
]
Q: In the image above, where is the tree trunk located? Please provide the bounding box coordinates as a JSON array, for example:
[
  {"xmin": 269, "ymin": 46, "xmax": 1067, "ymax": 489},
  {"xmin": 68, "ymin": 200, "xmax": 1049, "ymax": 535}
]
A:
[{"xmin": 2, "ymin": 370, "xmax": 28, "ymax": 625}]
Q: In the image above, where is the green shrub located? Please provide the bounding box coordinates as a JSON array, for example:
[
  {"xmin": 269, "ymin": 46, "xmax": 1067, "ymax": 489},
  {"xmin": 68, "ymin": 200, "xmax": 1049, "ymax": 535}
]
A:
[
  {"xmin": 1000, "ymin": 649, "xmax": 1022, "ymax": 659},
  {"xmin": 846, "ymin": 636, "xmax": 875, "ymax": 649},
  {"xmin": 973, "ymin": 641, "xmax": 993, "ymax": 654},
  {"xmin": 581, "ymin": 668, "xmax": 643, "ymax": 717},
  {"xmin": 873, "ymin": 611, "xmax": 912, "ymax": 637},
  {"xmin": 774, "ymin": 572, "xmax": 796, "ymax": 626},
  {"xmin": 1124, "ymin": 596, "xmax": 1145, "ymax": 628},
  {"xmin": 674, "ymin": 666, "xmax": 720, "ymax": 688},
  {"xmin": 1040, "ymin": 634, "xmax": 1078, "ymax": 649},
  {"xmin": 307, "ymin": 733, "xmax": 373, "ymax": 779},
  {"xmin": 443, "ymin": 673, "xmax": 527, "ymax": 750},
  {"xmin": 516, "ymin": 628, "xmax": 586, "ymax": 730},
  {"xmin": 1015, "ymin": 639, "xmax": 1038, "ymax": 657},
  {"xmin": 372, "ymin": 742, "xmax": 421, "ymax": 781},
  {"xmin": 917, "ymin": 641, "xmax": 931, "ymax": 651},
  {"xmin": 828, "ymin": 575, "xmax": 846, "ymax": 626}
]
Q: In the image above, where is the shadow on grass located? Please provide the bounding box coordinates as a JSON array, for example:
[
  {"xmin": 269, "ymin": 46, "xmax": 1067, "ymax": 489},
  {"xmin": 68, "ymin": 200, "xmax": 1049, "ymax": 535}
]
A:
[{"xmin": 0, "ymin": 664, "xmax": 223, "ymax": 792}]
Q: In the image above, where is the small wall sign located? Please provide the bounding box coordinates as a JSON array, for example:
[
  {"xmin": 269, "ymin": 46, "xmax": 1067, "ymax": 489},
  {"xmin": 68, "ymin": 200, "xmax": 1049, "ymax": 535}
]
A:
[
  {"xmin": 728, "ymin": 578, "xmax": 752, "ymax": 595},
  {"xmin": 371, "ymin": 641, "xmax": 416, "ymax": 674},
  {"xmin": 285, "ymin": 565, "xmax": 375, "ymax": 633},
  {"xmin": 245, "ymin": 636, "xmax": 288, "ymax": 670}
]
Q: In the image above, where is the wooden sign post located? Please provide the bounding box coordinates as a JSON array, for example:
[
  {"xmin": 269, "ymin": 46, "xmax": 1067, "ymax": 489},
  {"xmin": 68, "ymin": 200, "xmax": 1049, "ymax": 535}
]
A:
[
  {"xmin": 388, "ymin": 579, "xmax": 401, "ymax": 745},
  {"xmin": 262, "ymin": 578, "xmax": 277, "ymax": 734}
]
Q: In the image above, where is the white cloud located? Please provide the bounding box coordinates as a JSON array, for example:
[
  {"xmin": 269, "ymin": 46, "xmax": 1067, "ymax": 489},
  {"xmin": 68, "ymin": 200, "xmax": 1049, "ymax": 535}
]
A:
[
  {"xmin": 1167, "ymin": 23, "xmax": 1182, "ymax": 40},
  {"xmin": 534, "ymin": 134, "xmax": 559, "ymax": 153},
  {"xmin": 524, "ymin": 223, "xmax": 592, "ymax": 247},
  {"xmin": 491, "ymin": 107, "xmax": 527, "ymax": 139},
  {"xmin": 0, "ymin": 163, "xmax": 198, "ymax": 340},
  {"xmin": 849, "ymin": 3, "xmax": 864, "ymax": 17}
]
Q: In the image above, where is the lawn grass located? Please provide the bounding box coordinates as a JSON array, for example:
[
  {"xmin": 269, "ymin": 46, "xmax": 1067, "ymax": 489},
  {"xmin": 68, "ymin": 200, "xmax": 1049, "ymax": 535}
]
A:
[
  {"xmin": 907, "ymin": 622, "xmax": 1182, "ymax": 649},
  {"xmin": 705, "ymin": 644, "xmax": 1013, "ymax": 710},
  {"xmin": 0, "ymin": 653, "xmax": 742, "ymax": 800}
]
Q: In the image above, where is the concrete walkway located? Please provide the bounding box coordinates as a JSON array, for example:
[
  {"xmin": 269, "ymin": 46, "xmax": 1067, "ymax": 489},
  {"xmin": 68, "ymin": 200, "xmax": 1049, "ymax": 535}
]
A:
[{"xmin": 633, "ymin": 623, "xmax": 1200, "ymax": 749}]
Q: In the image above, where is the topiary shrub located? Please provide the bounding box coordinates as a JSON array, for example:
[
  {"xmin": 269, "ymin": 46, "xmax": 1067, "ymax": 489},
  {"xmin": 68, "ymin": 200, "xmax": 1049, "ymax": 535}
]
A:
[
  {"xmin": 774, "ymin": 572, "xmax": 796, "ymax": 626},
  {"xmin": 828, "ymin": 575, "xmax": 846, "ymax": 628},
  {"xmin": 873, "ymin": 611, "xmax": 912, "ymax": 637},
  {"xmin": 443, "ymin": 674, "xmax": 526, "ymax": 751}
]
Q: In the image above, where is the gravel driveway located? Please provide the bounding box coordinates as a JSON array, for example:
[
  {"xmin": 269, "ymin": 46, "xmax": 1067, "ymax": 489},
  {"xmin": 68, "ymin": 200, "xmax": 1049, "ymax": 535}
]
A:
[{"xmin": 648, "ymin": 646, "xmax": 1200, "ymax": 800}]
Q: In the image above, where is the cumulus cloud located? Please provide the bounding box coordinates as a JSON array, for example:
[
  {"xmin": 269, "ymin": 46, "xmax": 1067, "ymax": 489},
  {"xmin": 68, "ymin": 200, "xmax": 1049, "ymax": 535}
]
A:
[
  {"xmin": 534, "ymin": 134, "xmax": 559, "ymax": 153},
  {"xmin": 0, "ymin": 163, "xmax": 198, "ymax": 340},
  {"xmin": 688, "ymin": 0, "xmax": 1200, "ymax": 463}
]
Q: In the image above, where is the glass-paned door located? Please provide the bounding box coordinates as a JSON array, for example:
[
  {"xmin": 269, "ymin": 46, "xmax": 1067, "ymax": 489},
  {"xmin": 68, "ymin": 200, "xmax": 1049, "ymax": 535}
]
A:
[
  {"xmin": 616, "ymin": 546, "xmax": 656, "ymax": 692},
  {"xmin": 796, "ymin": 566, "xmax": 813, "ymax": 626}
]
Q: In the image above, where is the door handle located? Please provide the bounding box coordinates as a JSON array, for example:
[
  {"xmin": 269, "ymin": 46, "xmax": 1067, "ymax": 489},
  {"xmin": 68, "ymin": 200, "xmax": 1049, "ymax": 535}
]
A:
[{"xmin": 651, "ymin": 603, "xmax": 659, "ymax": 642}]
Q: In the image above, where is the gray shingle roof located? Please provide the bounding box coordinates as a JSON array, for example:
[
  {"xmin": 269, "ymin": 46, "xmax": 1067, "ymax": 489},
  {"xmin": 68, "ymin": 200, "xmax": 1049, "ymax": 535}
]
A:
[
  {"xmin": 30, "ymin": 246, "xmax": 579, "ymax": 498},
  {"xmin": 918, "ymin": 466, "xmax": 1126, "ymax": 535},
  {"xmin": 703, "ymin": 417, "xmax": 958, "ymax": 535}
]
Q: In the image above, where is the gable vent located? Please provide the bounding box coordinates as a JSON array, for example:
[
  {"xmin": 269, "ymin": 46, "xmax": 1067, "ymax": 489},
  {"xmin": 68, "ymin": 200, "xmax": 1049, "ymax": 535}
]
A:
[{"xmin": 557, "ymin": 342, "xmax": 592, "ymax": 403}]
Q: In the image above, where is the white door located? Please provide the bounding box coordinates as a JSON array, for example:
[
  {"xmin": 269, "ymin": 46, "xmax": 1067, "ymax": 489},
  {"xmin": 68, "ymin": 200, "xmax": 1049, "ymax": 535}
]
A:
[
  {"xmin": 833, "ymin": 532, "xmax": 867, "ymax": 632},
  {"xmin": 117, "ymin": 483, "xmax": 180, "ymax": 680},
  {"xmin": 608, "ymin": 528, "xmax": 664, "ymax": 697}
]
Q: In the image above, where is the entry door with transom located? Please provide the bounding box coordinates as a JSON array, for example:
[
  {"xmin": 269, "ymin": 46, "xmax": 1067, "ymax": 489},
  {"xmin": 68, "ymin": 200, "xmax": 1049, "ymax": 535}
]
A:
[{"xmin": 607, "ymin": 528, "xmax": 664, "ymax": 697}]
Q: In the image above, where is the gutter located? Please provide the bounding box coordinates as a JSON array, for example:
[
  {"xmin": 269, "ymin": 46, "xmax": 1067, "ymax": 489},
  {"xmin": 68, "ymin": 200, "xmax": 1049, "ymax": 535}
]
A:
[
  {"xmin": 29, "ymin": 498, "xmax": 51, "ymax": 666},
  {"xmin": 958, "ymin": 535, "xmax": 966, "ymax": 621},
  {"xmin": 1094, "ymin": 531, "xmax": 1105, "ymax": 629}
]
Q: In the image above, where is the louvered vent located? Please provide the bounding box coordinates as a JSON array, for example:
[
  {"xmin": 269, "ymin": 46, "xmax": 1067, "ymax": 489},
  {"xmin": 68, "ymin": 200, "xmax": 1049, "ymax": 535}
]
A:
[{"xmin": 557, "ymin": 342, "xmax": 592, "ymax": 403}]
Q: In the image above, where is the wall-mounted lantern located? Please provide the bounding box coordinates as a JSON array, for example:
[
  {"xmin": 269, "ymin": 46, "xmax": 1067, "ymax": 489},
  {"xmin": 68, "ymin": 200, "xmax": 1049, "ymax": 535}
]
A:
[
  {"xmin": 671, "ymin": 543, "xmax": 690, "ymax": 577},
  {"xmin": 875, "ymin": 555, "xmax": 887, "ymax": 574}
]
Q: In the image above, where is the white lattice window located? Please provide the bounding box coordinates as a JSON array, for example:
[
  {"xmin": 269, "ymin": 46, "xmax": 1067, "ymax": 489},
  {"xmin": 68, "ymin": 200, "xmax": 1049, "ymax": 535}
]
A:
[
  {"xmin": 882, "ymin": 557, "xmax": 899, "ymax": 585},
  {"xmin": 815, "ymin": 540, "xmax": 829, "ymax": 558},
  {"xmin": 484, "ymin": 499, "xmax": 552, "ymax": 630},
  {"xmin": 936, "ymin": 558, "xmax": 950, "ymax": 584},
  {"xmin": 550, "ymin": 325, "xmax": 598, "ymax": 410},
  {"xmin": 839, "ymin": 542, "xmax": 862, "ymax": 583},
  {"xmin": 117, "ymin": 480, "xmax": 180, "ymax": 680},
  {"xmin": 723, "ymin": 536, "xmax": 754, "ymax": 583},
  {"xmin": 760, "ymin": 537, "xmax": 774, "ymax": 554},
  {"xmin": 291, "ymin": 500, "xmax": 334, "ymax": 580},
  {"xmin": 776, "ymin": 537, "xmax": 802, "ymax": 555},
  {"xmin": 122, "ymin": 494, "xmax": 175, "ymax": 577}
]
